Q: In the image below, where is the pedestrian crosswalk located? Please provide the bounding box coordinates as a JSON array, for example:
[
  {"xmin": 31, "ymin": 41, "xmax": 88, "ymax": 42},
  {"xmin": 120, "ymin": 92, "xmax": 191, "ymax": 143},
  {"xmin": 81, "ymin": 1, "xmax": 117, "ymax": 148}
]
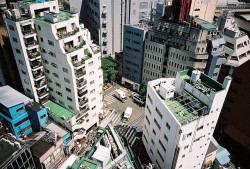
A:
[
  {"xmin": 107, "ymin": 111, "xmax": 124, "ymax": 126},
  {"xmin": 104, "ymin": 90, "xmax": 116, "ymax": 105}
]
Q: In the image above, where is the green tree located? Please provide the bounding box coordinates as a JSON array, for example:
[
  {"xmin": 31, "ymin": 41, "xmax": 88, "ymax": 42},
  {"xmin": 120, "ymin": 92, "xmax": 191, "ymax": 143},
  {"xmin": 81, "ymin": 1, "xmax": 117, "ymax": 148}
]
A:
[
  {"xmin": 139, "ymin": 83, "xmax": 147, "ymax": 100},
  {"xmin": 101, "ymin": 58, "xmax": 117, "ymax": 83}
]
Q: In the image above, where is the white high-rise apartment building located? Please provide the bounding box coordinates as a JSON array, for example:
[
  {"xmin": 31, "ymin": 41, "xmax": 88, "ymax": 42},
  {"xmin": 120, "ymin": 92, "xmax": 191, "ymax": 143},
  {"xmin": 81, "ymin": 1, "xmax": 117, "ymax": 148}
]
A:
[
  {"xmin": 142, "ymin": 69, "xmax": 231, "ymax": 169},
  {"xmin": 4, "ymin": 0, "xmax": 103, "ymax": 134},
  {"xmin": 69, "ymin": 0, "xmax": 163, "ymax": 57}
]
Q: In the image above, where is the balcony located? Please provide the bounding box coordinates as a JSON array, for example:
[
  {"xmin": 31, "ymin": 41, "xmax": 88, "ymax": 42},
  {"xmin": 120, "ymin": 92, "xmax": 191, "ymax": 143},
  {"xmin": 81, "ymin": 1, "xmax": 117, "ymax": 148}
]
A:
[
  {"xmin": 78, "ymin": 89, "xmax": 87, "ymax": 97},
  {"xmin": 57, "ymin": 28, "xmax": 79, "ymax": 40},
  {"xmin": 27, "ymin": 50, "xmax": 41, "ymax": 60},
  {"xmin": 79, "ymin": 99, "xmax": 88, "ymax": 107},
  {"xmin": 25, "ymin": 40, "xmax": 38, "ymax": 48},
  {"xmin": 35, "ymin": 80, "xmax": 47, "ymax": 89},
  {"xmin": 32, "ymin": 71, "xmax": 45, "ymax": 80},
  {"xmin": 187, "ymin": 61, "xmax": 206, "ymax": 69},
  {"xmin": 37, "ymin": 88, "xmax": 48, "ymax": 98},
  {"xmin": 64, "ymin": 41, "xmax": 85, "ymax": 54},
  {"xmin": 22, "ymin": 28, "xmax": 36, "ymax": 36},
  {"xmin": 77, "ymin": 79, "xmax": 87, "ymax": 88},
  {"xmin": 30, "ymin": 61, "xmax": 42, "ymax": 69},
  {"xmin": 73, "ymin": 60, "xmax": 85, "ymax": 68},
  {"xmin": 75, "ymin": 70, "xmax": 86, "ymax": 79}
]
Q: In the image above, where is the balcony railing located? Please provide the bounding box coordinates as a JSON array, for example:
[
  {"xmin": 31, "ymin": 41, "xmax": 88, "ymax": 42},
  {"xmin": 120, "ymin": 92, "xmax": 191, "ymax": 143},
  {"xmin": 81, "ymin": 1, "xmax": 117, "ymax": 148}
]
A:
[
  {"xmin": 78, "ymin": 90, "xmax": 87, "ymax": 97},
  {"xmin": 79, "ymin": 99, "xmax": 88, "ymax": 106},
  {"xmin": 37, "ymin": 89, "xmax": 48, "ymax": 97},
  {"xmin": 57, "ymin": 28, "xmax": 79, "ymax": 40},
  {"xmin": 35, "ymin": 80, "xmax": 46, "ymax": 88},
  {"xmin": 25, "ymin": 40, "xmax": 38, "ymax": 48},
  {"xmin": 75, "ymin": 70, "xmax": 86, "ymax": 78},
  {"xmin": 28, "ymin": 51, "xmax": 41, "ymax": 59},
  {"xmin": 64, "ymin": 41, "xmax": 85, "ymax": 54},
  {"xmin": 30, "ymin": 61, "xmax": 42, "ymax": 69},
  {"xmin": 33, "ymin": 72, "xmax": 44, "ymax": 79},
  {"xmin": 77, "ymin": 79, "xmax": 87, "ymax": 88},
  {"xmin": 22, "ymin": 28, "xmax": 36, "ymax": 36}
]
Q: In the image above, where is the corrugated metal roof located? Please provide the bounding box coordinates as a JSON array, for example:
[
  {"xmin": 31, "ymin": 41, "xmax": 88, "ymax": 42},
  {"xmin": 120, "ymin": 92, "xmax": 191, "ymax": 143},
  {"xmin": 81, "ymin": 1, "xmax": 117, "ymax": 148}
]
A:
[{"xmin": 0, "ymin": 85, "xmax": 30, "ymax": 108}]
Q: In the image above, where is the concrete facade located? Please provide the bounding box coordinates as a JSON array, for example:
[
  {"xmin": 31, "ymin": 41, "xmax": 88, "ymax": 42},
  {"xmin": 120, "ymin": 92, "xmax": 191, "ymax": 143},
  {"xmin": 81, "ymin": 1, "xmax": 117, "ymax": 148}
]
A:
[{"xmin": 142, "ymin": 69, "xmax": 231, "ymax": 169}]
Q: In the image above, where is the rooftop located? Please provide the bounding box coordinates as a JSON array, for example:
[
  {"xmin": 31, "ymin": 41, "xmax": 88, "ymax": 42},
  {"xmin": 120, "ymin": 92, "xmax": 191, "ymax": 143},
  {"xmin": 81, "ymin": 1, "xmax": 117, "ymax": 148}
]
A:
[
  {"xmin": 0, "ymin": 138, "xmax": 19, "ymax": 167},
  {"xmin": 198, "ymin": 22, "xmax": 217, "ymax": 30},
  {"xmin": 26, "ymin": 101, "xmax": 44, "ymax": 112},
  {"xmin": 44, "ymin": 121, "xmax": 68, "ymax": 137},
  {"xmin": 70, "ymin": 157, "xmax": 100, "ymax": 169},
  {"xmin": 0, "ymin": 85, "xmax": 30, "ymax": 108},
  {"xmin": 179, "ymin": 69, "xmax": 224, "ymax": 96},
  {"xmin": 19, "ymin": 0, "xmax": 54, "ymax": 4},
  {"xmin": 35, "ymin": 10, "xmax": 76, "ymax": 24},
  {"xmin": 44, "ymin": 101, "xmax": 75, "ymax": 121}
]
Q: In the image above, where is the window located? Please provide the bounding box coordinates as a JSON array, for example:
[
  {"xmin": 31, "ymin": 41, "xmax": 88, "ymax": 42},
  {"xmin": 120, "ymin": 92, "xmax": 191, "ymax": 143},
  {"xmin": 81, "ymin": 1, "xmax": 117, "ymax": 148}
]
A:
[
  {"xmin": 151, "ymin": 139, "xmax": 155, "ymax": 145},
  {"xmin": 49, "ymin": 51, "xmax": 56, "ymax": 57},
  {"xmin": 154, "ymin": 118, "xmax": 161, "ymax": 130},
  {"xmin": 182, "ymin": 155, "xmax": 185, "ymax": 158},
  {"xmin": 145, "ymin": 116, "xmax": 150, "ymax": 125},
  {"xmin": 64, "ymin": 78, "xmax": 70, "ymax": 83},
  {"xmin": 144, "ymin": 135, "xmax": 148, "ymax": 144},
  {"xmin": 66, "ymin": 87, "xmax": 71, "ymax": 93},
  {"xmin": 147, "ymin": 94, "xmax": 152, "ymax": 104},
  {"xmin": 67, "ymin": 97, "xmax": 72, "ymax": 101},
  {"xmin": 55, "ymin": 82, "xmax": 61, "ymax": 87},
  {"xmin": 12, "ymin": 37, "xmax": 17, "ymax": 42},
  {"xmin": 40, "ymin": 37, "xmax": 43, "ymax": 42},
  {"xmin": 53, "ymin": 73, "xmax": 59, "ymax": 78},
  {"xmin": 150, "ymin": 149, "xmax": 153, "ymax": 154},
  {"xmin": 9, "ymin": 25, "xmax": 14, "ymax": 30},
  {"xmin": 159, "ymin": 140, "xmax": 166, "ymax": 152},
  {"xmin": 48, "ymin": 87, "xmax": 53, "ymax": 91},
  {"xmin": 89, "ymin": 71, "xmax": 94, "ymax": 75},
  {"xmin": 166, "ymin": 122, "xmax": 171, "ymax": 130},
  {"xmin": 26, "ymin": 88, "xmax": 31, "ymax": 93},
  {"xmin": 38, "ymin": 25, "xmax": 41, "ymax": 30},
  {"xmin": 90, "ymin": 89, "xmax": 95, "ymax": 94},
  {"xmin": 21, "ymin": 70, "xmax": 26, "ymax": 75},
  {"xmin": 88, "ymin": 61, "xmax": 93, "ymax": 66},
  {"xmin": 59, "ymin": 100, "xmax": 64, "ymax": 105},
  {"xmin": 68, "ymin": 105, "xmax": 74, "ymax": 110},
  {"xmin": 164, "ymin": 134, "xmax": 168, "ymax": 142},
  {"xmin": 51, "ymin": 62, "xmax": 58, "ymax": 68},
  {"xmin": 90, "ymin": 80, "xmax": 94, "ymax": 85},
  {"xmin": 14, "ymin": 116, "xmax": 29, "ymax": 127},
  {"xmin": 153, "ymin": 129, "xmax": 156, "ymax": 135},
  {"xmin": 16, "ymin": 49, "xmax": 21, "ymax": 53},
  {"xmin": 146, "ymin": 105, "xmax": 151, "ymax": 115},
  {"xmin": 187, "ymin": 132, "xmax": 192, "ymax": 137},
  {"xmin": 40, "ymin": 114, "xmax": 46, "ymax": 119},
  {"xmin": 91, "ymin": 97, "xmax": 96, "ymax": 102},
  {"xmin": 197, "ymin": 126, "xmax": 204, "ymax": 131},
  {"xmin": 56, "ymin": 91, "xmax": 62, "ymax": 96},
  {"xmin": 48, "ymin": 40, "xmax": 54, "ymax": 46},
  {"xmin": 157, "ymin": 150, "xmax": 164, "ymax": 162},
  {"xmin": 62, "ymin": 67, "xmax": 68, "ymax": 73},
  {"xmin": 184, "ymin": 145, "xmax": 189, "ymax": 149},
  {"xmin": 156, "ymin": 107, "xmax": 163, "ymax": 119}
]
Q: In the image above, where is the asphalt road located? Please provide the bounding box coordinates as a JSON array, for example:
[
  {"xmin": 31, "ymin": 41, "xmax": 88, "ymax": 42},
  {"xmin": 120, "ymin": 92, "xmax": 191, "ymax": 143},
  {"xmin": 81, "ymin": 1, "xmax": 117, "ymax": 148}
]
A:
[{"xmin": 103, "ymin": 85, "xmax": 145, "ymax": 128}]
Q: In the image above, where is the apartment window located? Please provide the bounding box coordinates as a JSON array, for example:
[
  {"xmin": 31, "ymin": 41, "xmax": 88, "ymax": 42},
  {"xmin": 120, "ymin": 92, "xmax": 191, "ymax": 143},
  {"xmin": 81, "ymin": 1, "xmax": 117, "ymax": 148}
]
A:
[
  {"xmin": 62, "ymin": 67, "xmax": 68, "ymax": 73},
  {"xmin": 9, "ymin": 25, "xmax": 14, "ymax": 30},
  {"xmin": 16, "ymin": 49, "xmax": 21, "ymax": 53},
  {"xmin": 48, "ymin": 87, "xmax": 53, "ymax": 92},
  {"xmin": 40, "ymin": 37, "xmax": 43, "ymax": 42},
  {"xmin": 43, "ymin": 59, "xmax": 49, "ymax": 64},
  {"xmin": 146, "ymin": 105, "xmax": 151, "ymax": 115},
  {"xmin": 182, "ymin": 154, "xmax": 185, "ymax": 158},
  {"xmin": 159, "ymin": 140, "xmax": 166, "ymax": 152},
  {"xmin": 151, "ymin": 139, "xmax": 155, "ymax": 145},
  {"xmin": 41, "ymin": 48, "xmax": 46, "ymax": 53},
  {"xmin": 53, "ymin": 73, "xmax": 59, "ymax": 78},
  {"xmin": 145, "ymin": 115, "xmax": 150, "ymax": 125},
  {"xmin": 88, "ymin": 61, "xmax": 93, "ymax": 66},
  {"xmin": 26, "ymin": 88, "xmax": 31, "ymax": 93},
  {"xmin": 90, "ymin": 89, "xmax": 95, "ymax": 94},
  {"xmin": 67, "ymin": 97, "xmax": 72, "ymax": 101},
  {"xmin": 197, "ymin": 126, "xmax": 204, "ymax": 131},
  {"xmin": 154, "ymin": 119, "xmax": 161, "ymax": 130},
  {"xmin": 40, "ymin": 114, "xmax": 46, "ymax": 119},
  {"xmin": 66, "ymin": 87, "xmax": 71, "ymax": 93},
  {"xmin": 24, "ymin": 79, "xmax": 29, "ymax": 84},
  {"xmin": 21, "ymin": 70, "xmax": 26, "ymax": 75},
  {"xmin": 38, "ymin": 25, "xmax": 41, "ymax": 30},
  {"xmin": 156, "ymin": 160, "xmax": 162, "ymax": 169},
  {"xmin": 187, "ymin": 132, "xmax": 192, "ymax": 137},
  {"xmin": 14, "ymin": 116, "xmax": 29, "ymax": 127},
  {"xmin": 53, "ymin": 147, "xmax": 61, "ymax": 157},
  {"xmin": 91, "ymin": 97, "xmax": 96, "ymax": 102},
  {"xmin": 47, "ymin": 78, "xmax": 52, "ymax": 83},
  {"xmin": 90, "ymin": 80, "xmax": 95, "ymax": 85},
  {"xmin": 89, "ymin": 71, "xmax": 94, "ymax": 75},
  {"xmin": 157, "ymin": 150, "xmax": 164, "ymax": 162},
  {"xmin": 55, "ymin": 82, "xmax": 61, "ymax": 87},
  {"xmin": 56, "ymin": 91, "xmax": 62, "ymax": 96},
  {"xmin": 147, "ymin": 94, "xmax": 153, "ymax": 104},
  {"xmin": 184, "ymin": 145, "xmax": 189, "ymax": 149},
  {"xmin": 48, "ymin": 40, "xmax": 54, "ymax": 46},
  {"xmin": 49, "ymin": 51, "xmax": 56, "ymax": 57},
  {"xmin": 51, "ymin": 62, "xmax": 58, "ymax": 68},
  {"xmin": 156, "ymin": 107, "xmax": 163, "ymax": 119},
  {"xmin": 179, "ymin": 165, "xmax": 182, "ymax": 168},
  {"xmin": 152, "ymin": 129, "xmax": 156, "ymax": 135},
  {"xmin": 68, "ymin": 105, "xmax": 74, "ymax": 110},
  {"xmin": 12, "ymin": 37, "xmax": 18, "ymax": 42},
  {"xmin": 164, "ymin": 134, "xmax": 168, "ymax": 142},
  {"xmin": 166, "ymin": 122, "xmax": 171, "ymax": 130},
  {"xmin": 64, "ymin": 78, "xmax": 70, "ymax": 83}
]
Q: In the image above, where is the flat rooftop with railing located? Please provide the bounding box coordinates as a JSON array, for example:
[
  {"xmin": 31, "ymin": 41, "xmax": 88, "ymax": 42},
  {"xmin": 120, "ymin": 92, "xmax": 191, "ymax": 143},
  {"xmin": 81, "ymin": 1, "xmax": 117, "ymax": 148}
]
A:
[{"xmin": 35, "ymin": 10, "xmax": 76, "ymax": 24}]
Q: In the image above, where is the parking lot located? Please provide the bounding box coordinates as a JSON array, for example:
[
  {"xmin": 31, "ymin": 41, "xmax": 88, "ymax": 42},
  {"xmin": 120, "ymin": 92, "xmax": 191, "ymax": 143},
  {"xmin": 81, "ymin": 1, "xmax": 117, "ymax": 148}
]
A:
[{"xmin": 103, "ymin": 85, "xmax": 145, "ymax": 128}]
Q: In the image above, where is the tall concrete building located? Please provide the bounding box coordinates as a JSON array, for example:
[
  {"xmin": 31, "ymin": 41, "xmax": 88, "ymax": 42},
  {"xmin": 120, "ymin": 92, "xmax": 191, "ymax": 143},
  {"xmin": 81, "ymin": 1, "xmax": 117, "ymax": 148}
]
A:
[
  {"xmin": 69, "ymin": 0, "xmax": 163, "ymax": 57},
  {"xmin": 143, "ymin": 69, "xmax": 231, "ymax": 169},
  {"xmin": 171, "ymin": 0, "xmax": 218, "ymax": 23},
  {"xmin": 142, "ymin": 17, "xmax": 217, "ymax": 83},
  {"xmin": 4, "ymin": 0, "xmax": 103, "ymax": 137}
]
